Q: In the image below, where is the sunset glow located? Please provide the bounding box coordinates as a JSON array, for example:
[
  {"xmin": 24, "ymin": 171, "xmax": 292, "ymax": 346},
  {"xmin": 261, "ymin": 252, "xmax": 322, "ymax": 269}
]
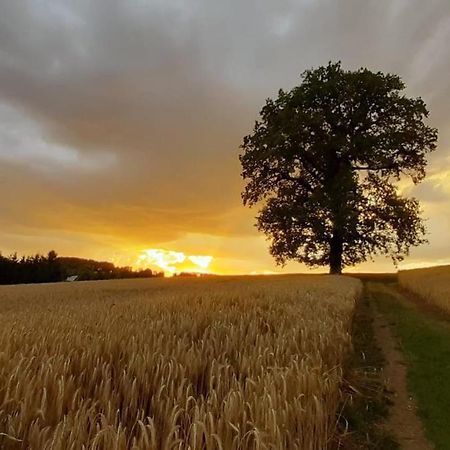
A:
[{"xmin": 137, "ymin": 249, "xmax": 214, "ymax": 275}]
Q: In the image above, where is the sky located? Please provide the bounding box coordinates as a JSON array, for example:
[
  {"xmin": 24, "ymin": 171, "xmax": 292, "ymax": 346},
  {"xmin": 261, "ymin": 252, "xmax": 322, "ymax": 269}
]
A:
[{"xmin": 0, "ymin": 0, "xmax": 450, "ymax": 275}]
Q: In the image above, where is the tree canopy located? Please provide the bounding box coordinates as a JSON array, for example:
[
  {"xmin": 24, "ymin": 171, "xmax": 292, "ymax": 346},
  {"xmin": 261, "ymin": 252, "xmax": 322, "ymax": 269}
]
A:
[{"xmin": 240, "ymin": 62, "xmax": 438, "ymax": 274}]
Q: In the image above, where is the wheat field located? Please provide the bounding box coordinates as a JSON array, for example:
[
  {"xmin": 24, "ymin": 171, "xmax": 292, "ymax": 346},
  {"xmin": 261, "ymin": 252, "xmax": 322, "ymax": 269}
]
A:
[
  {"xmin": 399, "ymin": 265, "xmax": 450, "ymax": 313},
  {"xmin": 0, "ymin": 275, "xmax": 361, "ymax": 450}
]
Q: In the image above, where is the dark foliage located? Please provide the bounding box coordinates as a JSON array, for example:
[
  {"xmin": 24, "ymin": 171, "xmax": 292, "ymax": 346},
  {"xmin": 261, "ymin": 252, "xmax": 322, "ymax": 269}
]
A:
[
  {"xmin": 173, "ymin": 272, "xmax": 215, "ymax": 277},
  {"xmin": 0, "ymin": 251, "xmax": 163, "ymax": 284},
  {"xmin": 240, "ymin": 62, "xmax": 438, "ymax": 274}
]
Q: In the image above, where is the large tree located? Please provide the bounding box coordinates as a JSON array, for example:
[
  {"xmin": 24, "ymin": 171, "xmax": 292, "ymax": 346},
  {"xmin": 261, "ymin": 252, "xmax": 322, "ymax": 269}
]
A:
[{"xmin": 240, "ymin": 62, "xmax": 438, "ymax": 274}]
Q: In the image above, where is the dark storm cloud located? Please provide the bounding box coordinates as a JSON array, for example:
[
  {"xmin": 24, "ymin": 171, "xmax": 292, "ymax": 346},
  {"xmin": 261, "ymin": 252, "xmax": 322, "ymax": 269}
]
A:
[{"xmin": 0, "ymin": 0, "xmax": 450, "ymax": 263}]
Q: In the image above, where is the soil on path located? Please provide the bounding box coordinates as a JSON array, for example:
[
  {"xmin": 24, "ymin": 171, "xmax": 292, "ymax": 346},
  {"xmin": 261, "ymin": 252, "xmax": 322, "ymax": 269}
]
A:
[{"xmin": 370, "ymin": 285, "xmax": 434, "ymax": 450}]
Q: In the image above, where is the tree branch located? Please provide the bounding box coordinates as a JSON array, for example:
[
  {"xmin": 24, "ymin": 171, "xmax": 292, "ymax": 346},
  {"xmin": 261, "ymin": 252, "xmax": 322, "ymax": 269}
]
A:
[{"xmin": 277, "ymin": 173, "xmax": 314, "ymax": 193}]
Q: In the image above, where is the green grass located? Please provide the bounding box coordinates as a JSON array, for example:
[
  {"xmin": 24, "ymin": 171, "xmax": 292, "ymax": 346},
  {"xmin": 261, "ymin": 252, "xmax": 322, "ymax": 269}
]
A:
[
  {"xmin": 335, "ymin": 292, "xmax": 398, "ymax": 449},
  {"xmin": 373, "ymin": 287, "xmax": 450, "ymax": 450}
]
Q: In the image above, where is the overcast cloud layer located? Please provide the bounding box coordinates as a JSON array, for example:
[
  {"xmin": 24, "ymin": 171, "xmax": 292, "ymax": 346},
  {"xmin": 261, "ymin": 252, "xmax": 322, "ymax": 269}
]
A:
[{"xmin": 1, "ymin": 0, "xmax": 450, "ymax": 273}]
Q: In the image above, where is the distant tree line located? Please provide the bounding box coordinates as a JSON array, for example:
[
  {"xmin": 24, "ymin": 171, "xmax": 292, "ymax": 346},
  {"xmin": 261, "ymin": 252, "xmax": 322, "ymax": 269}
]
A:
[{"xmin": 0, "ymin": 251, "xmax": 163, "ymax": 285}]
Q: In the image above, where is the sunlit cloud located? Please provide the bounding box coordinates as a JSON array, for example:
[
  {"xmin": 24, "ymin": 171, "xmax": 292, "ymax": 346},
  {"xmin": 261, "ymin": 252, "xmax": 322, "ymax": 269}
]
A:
[
  {"xmin": 137, "ymin": 248, "xmax": 214, "ymax": 275},
  {"xmin": 188, "ymin": 255, "xmax": 213, "ymax": 268}
]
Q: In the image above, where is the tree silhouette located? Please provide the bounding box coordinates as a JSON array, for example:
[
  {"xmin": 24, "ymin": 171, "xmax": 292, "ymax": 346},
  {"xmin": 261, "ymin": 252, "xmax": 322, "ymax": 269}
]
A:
[
  {"xmin": 240, "ymin": 62, "xmax": 438, "ymax": 274},
  {"xmin": 0, "ymin": 251, "xmax": 163, "ymax": 284}
]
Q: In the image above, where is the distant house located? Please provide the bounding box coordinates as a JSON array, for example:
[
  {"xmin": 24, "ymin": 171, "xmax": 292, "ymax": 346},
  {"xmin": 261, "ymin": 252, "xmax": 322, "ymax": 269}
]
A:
[{"xmin": 66, "ymin": 275, "xmax": 78, "ymax": 282}]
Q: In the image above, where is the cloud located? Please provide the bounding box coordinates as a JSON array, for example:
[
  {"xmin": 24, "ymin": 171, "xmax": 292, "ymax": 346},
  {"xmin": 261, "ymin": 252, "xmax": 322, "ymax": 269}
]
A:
[
  {"xmin": 0, "ymin": 103, "xmax": 116, "ymax": 172},
  {"xmin": 0, "ymin": 0, "xmax": 450, "ymax": 271},
  {"xmin": 410, "ymin": 179, "xmax": 450, "ymax": 204}
]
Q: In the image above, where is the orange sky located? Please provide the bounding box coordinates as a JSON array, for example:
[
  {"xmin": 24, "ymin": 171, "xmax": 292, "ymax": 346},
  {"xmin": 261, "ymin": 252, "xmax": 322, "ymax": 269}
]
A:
[{"xmin": 1, "ymin": 1, "xmax": 450, "ymax": 275}]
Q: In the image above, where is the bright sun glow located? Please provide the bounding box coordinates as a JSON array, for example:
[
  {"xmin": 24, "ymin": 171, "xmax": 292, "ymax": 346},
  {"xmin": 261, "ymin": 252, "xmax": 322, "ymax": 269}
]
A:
[
  {"xmin": 249, "ymin": 270, "xmax": 276, "ymax": 275},
  {"xmin": 137, "ymin": 249, "xmax": 214, "ymax": 275},
  {"xmin": 188, "ymin": 255, "xmax": 213, "ymax": 268}
]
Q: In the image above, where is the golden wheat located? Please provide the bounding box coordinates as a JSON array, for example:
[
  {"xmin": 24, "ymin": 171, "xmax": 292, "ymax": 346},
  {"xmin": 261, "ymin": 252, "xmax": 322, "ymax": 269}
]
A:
[
  {"xmin": 398, "ymin": 265, "xmax": 450, "ymax": 313},
  {"xmin": 0, "ymin": 275, "xmax": 361, "ymax": 450}
]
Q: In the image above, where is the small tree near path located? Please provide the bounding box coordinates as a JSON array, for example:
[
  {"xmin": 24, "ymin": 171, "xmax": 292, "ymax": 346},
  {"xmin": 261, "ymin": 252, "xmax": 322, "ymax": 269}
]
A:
[{"xmin": 240, "ymin": 62, "xmax": 438, "ymax": 274}]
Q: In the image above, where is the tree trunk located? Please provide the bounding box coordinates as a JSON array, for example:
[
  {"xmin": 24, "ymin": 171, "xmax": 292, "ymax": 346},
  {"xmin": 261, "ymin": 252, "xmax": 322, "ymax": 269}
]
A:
[{"xmin": 329, "ymin": 232, "xmax": 343, "ymax": 274}]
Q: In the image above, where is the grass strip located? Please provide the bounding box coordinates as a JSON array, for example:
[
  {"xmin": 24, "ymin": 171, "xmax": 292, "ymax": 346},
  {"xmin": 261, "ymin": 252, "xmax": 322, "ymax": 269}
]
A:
[
  {"xmin": 374, "ymin": 287, "xmax": 450, "ymax": 450},
  {"xmin": 335, "ymin": 289, "xmax": 398, "ymax": 449}
]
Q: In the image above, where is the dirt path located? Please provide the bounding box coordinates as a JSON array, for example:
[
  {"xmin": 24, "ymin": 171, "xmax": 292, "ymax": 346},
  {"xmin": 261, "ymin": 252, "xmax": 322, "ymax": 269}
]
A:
[{"xmin": 370, "ymin": 291, "xmax": 434, "ymax": 450}]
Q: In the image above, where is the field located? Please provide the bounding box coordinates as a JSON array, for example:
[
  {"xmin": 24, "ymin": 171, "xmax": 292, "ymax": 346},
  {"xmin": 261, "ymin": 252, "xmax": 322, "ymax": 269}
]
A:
[
  {"xmin": 399, "ymin": 265, "xmax": 450, "ymax": 313},
  {"xmin": 0, "ymin": 275, "xmax": 362, "ymax": 450}
]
